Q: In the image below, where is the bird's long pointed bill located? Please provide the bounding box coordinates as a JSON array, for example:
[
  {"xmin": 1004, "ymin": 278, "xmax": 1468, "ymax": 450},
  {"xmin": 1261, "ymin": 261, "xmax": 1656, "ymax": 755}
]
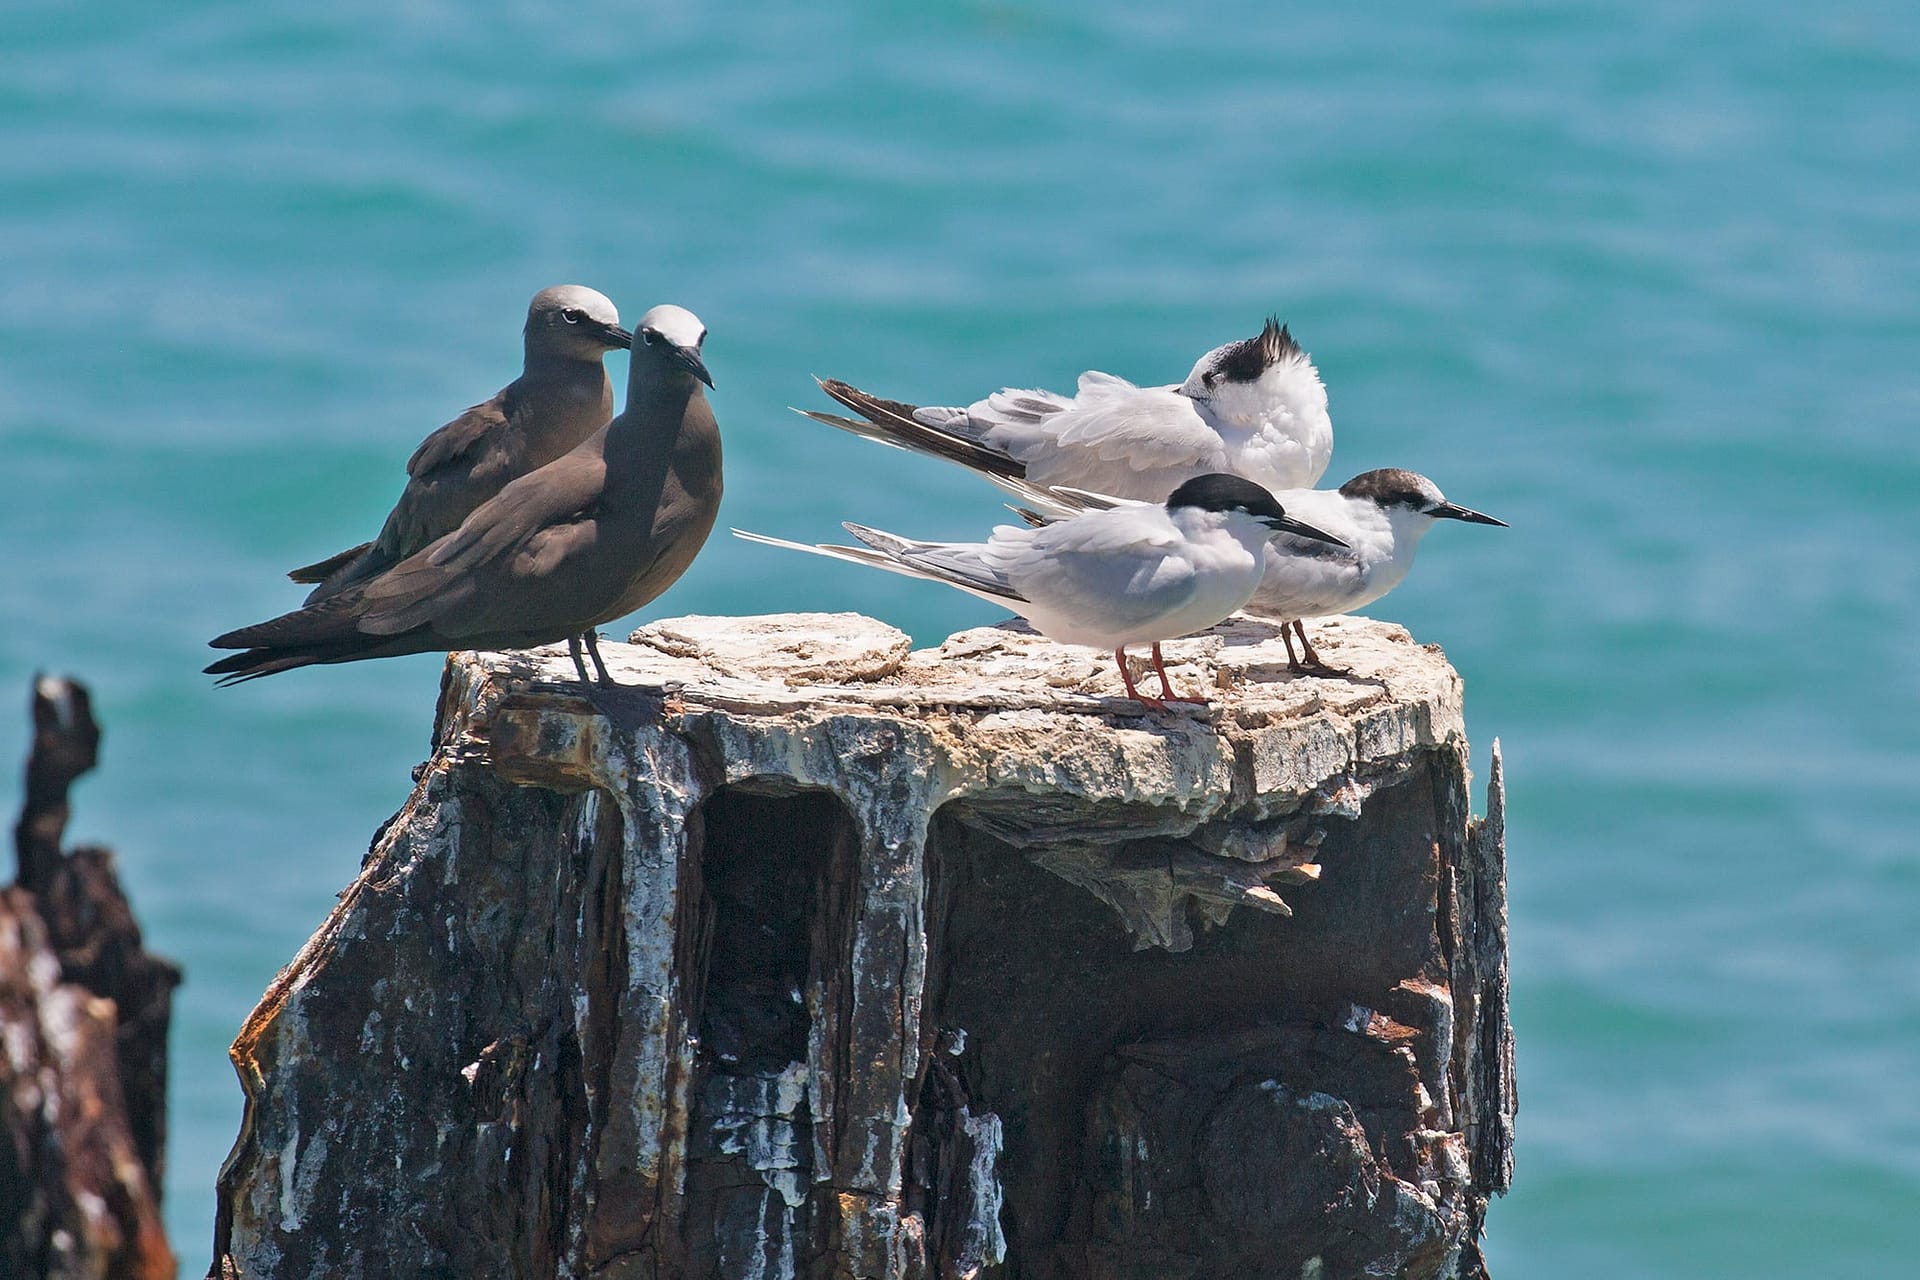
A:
[
  {"xmin": 1269, "ymin": 514, "xmax": 1350, "ymax": 547},
  {"xmin": 1432, "ymin": 502, "xmax": 1507, "ymax": 527},
  {"xmin": 601, "ymin": 323, "xmax": 634, "ymax": 350},
  {"xmin": 674, "ymin": 345, "xmax": 714, "ymax": 388}
]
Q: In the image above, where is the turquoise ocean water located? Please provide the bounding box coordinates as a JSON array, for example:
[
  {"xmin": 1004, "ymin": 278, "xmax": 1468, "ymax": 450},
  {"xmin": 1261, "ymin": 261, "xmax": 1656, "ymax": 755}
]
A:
[{"xmin": 4, "ymin": 2, "xmax": 1916, "ymax": 1273}]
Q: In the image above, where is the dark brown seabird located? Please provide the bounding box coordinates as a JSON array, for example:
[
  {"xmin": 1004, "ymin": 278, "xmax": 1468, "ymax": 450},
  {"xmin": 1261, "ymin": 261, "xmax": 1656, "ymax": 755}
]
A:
[
  {"xmin": 207, "ymin": 304, "xmax": 721, "ymax": 686},
  {"xmin": 290, "ymin": 284, "xmax": 634, "ymax": 603}
]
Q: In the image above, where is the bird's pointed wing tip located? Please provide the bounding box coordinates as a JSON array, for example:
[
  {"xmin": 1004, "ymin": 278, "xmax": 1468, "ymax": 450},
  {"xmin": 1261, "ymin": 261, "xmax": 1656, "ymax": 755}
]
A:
[{"xmin": 733, "ymin": 528, "xmax": 830, "ymax": 556}]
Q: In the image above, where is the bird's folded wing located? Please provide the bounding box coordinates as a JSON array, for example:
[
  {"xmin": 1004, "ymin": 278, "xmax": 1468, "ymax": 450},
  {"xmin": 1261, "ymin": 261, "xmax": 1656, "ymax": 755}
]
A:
[
  {"xmin": 997, "ymin": 517, "xmax": 1199, "ymax": 631},
  {"xmin": 843, "ymin": 524, "xmax": 1026, "ymax": 602},
  {"xmin": 404, "ymin": 391, "xmax": 512, "ymax": 478},
  {"xmin": 891, "ymin": 544, "xmax": 1024, "ymax": 601},
  {"xmin": 353, "ymin": 451, "xmax": 607, "ymax": 636},
  {"xmin": 734, "ymin": 529, "xmax": 902, "ymax": 577},
  {"xmin": 1012, "ymin": 508, "xmax": 1179, "ymax": 559},
  {"xmin": 1074, "ymin": 371, "xmax": 1145, "ymax": 396},
  {"xmin": 1029, "ymin": 382, "xmax": 1230, "ymax": 476},
  {"xmin": 207, "ymin": 589, "xmax": 373, "ymax": 650},
  {"xmin": 286, "ymin": 540, "xmax": 373, "ymax": 585},
  {"xmin": 932, "ymin": 385, "xmax": 1076, "ymax": 435},
  {"xmin": 982, "ymin": 476, "xmax": 1138, "ymax": 520},
  {"xmin": 734, "ymin": 528, "xmax": 1027, "ymax": 605}
]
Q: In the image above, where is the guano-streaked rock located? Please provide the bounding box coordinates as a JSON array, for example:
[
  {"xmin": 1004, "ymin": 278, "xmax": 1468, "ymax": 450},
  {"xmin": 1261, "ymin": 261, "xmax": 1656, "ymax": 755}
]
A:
[{"xmin": 211, "ymin": 611, "xmax": 1513, "ymax": 1279}]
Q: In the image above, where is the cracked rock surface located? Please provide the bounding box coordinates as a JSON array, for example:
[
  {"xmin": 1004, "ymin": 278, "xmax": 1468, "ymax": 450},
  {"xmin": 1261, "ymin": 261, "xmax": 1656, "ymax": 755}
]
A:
[{"xmin": 212, "ymin": 612, "xmax": 1513, "ymax": 1279}]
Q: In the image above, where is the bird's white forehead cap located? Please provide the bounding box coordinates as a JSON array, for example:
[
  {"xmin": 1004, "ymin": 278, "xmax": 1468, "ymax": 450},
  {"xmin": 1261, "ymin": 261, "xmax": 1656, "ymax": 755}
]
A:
[
  {"xmin": 530, "ymin": 285, "xmax": 620, "ymax": 326},
  {"xmin": 637, "ymin": 303, "xmax": 706, "ymax": 349}
]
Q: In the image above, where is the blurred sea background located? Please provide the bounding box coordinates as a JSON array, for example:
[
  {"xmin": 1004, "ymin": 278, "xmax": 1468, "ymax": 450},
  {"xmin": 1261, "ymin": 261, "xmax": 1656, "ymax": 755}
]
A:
[{"xmin": 3, "ymin": 1, "xmax": 1916, "ymax": 1274}]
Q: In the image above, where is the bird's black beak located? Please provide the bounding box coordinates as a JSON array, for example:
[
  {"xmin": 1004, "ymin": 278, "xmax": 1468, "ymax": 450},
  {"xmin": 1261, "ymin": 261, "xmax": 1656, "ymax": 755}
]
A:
[
  {"xmin": 673, "ymin": 344, "xmax": 714, "ymax": 389},
  {"xmin": 1431, "ymin": 502, "xmax": 1507, "ymax": 527},
  {"xmin": 599, "ymin": 322, "xmax": 634, "ymax": 350},
  {"xmin": 1265, "ymin": 513, "xmax": 1349, "ymax": 548}
]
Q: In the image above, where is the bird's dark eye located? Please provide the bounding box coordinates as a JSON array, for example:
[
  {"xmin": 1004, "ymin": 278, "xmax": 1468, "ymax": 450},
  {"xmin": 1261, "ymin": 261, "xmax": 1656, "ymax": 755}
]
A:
[
  {"xmin": 561, "ymin": 308, "xmax": 583, "ymax": 324},
  {"xmin": 1203, "ymin": 371, "xmax": 1219, "ymax": 388},
  {"xmin": 640, "ymin": 329, "xmax": 656, "ymax": 346}
]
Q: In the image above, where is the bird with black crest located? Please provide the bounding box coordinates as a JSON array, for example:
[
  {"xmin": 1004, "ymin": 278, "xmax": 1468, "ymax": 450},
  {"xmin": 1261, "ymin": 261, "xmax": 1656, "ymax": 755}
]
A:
[{"xmin": 798, "ymin": 316, "xmax": 1333, "ymax": 500}]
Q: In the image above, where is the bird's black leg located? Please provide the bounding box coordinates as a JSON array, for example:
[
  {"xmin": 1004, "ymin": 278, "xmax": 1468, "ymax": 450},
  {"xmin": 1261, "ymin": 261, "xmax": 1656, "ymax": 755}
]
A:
[
  {"xmin": 1290, "ymin": 621, "xmax": 1317, "ymax": 665},
  {"xmin": 1292, "ymin": 621, "xmax": 1348, "ymax": 677},
  {"xmin": 583, "ymin": 630, "xmax": 617, "ymax": 686},
  {"xmin": 568, "ymin": 634, "xmax": 592, "ymax": 684},
  {"xmin": 1280, "ymin": 624, "xmax": 1304, "ymax": 673}
]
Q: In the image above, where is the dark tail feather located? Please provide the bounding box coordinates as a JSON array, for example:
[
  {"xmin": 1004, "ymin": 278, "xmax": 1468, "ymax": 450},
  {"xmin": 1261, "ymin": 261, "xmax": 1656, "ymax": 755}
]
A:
[
  {"xmin": 808, "ymin": 378, "xmax": 1027, "ymax": 480},
  {"xmin": 204, "ymin": 648, "xmax": 330, "ymax": 685},
  {"xmin": 816, "ymin": 379, "xmax": 927, "ymax": 430},
  {"xmin": 203, "ymin": 629, "xmax": 432, "ymax": 685},
  {"xmin": 287, "ymin": 541, "xmax": 373, "ymax": 584},
  {"xmin": 209, "ymin": 588, "xmax": 374, "ymax": 651}
]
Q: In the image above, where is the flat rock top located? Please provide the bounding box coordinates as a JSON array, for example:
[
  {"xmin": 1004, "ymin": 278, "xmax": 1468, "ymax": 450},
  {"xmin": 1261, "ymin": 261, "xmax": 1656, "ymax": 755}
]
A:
[
  {"xmin": 440, "ymin": 612, "xmax": 1468, "ymax": 831},
  {"xmin": 458, "ymin": 611, "xmax": 1462, "ymax": 733}
]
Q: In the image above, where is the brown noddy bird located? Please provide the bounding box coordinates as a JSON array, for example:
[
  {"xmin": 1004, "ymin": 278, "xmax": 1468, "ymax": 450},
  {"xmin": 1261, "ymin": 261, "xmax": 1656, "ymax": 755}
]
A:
[
  {"xmin": 290, "ymin": 284, "xmax": 633, "ymax": 603},
  {"xmin": 207, "ymin": 304, "xmax": 721, "ymax": 686}
]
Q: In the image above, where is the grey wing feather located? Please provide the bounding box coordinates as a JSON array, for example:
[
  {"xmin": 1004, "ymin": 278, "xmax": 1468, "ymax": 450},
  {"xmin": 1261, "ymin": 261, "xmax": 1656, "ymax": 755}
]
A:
[
  {"xmin": 731, "ymin": 528, "xmax": 903, "ymax": 577},
  {"xmin": 841, "ymin": 523, "xmax": 1027, "ymax": 602},
  {"xmin": 733, "ymin": 526, "xmax": 1028, "ymax": 605},
  {"xmin": 1000, "ymin": 506, "xmax": 1205, "ymax": 632}
]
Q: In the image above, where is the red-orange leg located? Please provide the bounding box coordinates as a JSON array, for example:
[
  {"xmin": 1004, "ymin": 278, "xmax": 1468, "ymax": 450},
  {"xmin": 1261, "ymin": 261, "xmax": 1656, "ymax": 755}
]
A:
[
  {"xmin": 1149, "ymin": 643, "xmax": 1208, "ymax": 704},
  {"xmin": 1113, "ymin": 647, "xmax": 1168, "ymax": 711}
]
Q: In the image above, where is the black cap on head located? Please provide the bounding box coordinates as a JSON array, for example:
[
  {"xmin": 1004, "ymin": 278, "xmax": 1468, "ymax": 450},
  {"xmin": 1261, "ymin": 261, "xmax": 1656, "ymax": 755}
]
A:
[
  {"xmin": 1338, "ymin": 468, "xmax": 1440, "ymax": 510},
  {"xmin": 1165, "ymin": 473, "xmax": 1286, "ymax": 520},
  {"xmin": 1212, "ymin": 317, "xmax": 1302, "ymax": 384},
  {"xmin": 1169, "ymin": 473, "xmax": 1350, "ymax": 547},
  {"xmin": 1337, "ymin": 469, "xmax": 1506, "ymax": 526}
]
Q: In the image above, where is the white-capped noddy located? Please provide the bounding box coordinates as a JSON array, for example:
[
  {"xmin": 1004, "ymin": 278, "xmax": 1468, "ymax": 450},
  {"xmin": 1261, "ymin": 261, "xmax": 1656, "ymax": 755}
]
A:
[
  {"xmin": 290, "ymin": 285, "xmax": 633, "ymax": 603},
  {"xmin": 734, "ymin": 474, "xmax": 1347, "ymax": 710},
  {"xmin": 798, "ymin": 317, "xmax": 1333, "ymax": 499},
  {"xmin": 208, "ymin": 305, "xmax": 721, "ymax": 686}
]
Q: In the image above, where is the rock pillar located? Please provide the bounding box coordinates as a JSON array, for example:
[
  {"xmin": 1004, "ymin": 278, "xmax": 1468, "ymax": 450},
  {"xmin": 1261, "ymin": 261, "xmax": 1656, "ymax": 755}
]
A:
[{"xmin": 212, "ymin": 612, "xmax": 1512, "ymax": 1279}]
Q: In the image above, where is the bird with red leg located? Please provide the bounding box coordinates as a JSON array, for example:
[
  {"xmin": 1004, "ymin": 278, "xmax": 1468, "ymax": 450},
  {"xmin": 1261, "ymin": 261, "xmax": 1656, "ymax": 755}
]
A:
[{"xmin": 734, "ymin": 474, "xmax": 1346, "ymax": 711}]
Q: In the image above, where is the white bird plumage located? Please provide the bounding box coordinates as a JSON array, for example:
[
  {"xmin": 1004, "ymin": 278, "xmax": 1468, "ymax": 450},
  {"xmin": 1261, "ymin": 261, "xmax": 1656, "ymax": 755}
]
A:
[
  {"xmin": 734, "ymin": 473, "xmax": 1349, "ymax": 708},
  {"xmin": 1009, "ymin": 468, "xmax": 1506, "ymax": 673},
  {"xmin": 801, "ymin": 317, "xmax": 1333, "ymax": 499}
]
